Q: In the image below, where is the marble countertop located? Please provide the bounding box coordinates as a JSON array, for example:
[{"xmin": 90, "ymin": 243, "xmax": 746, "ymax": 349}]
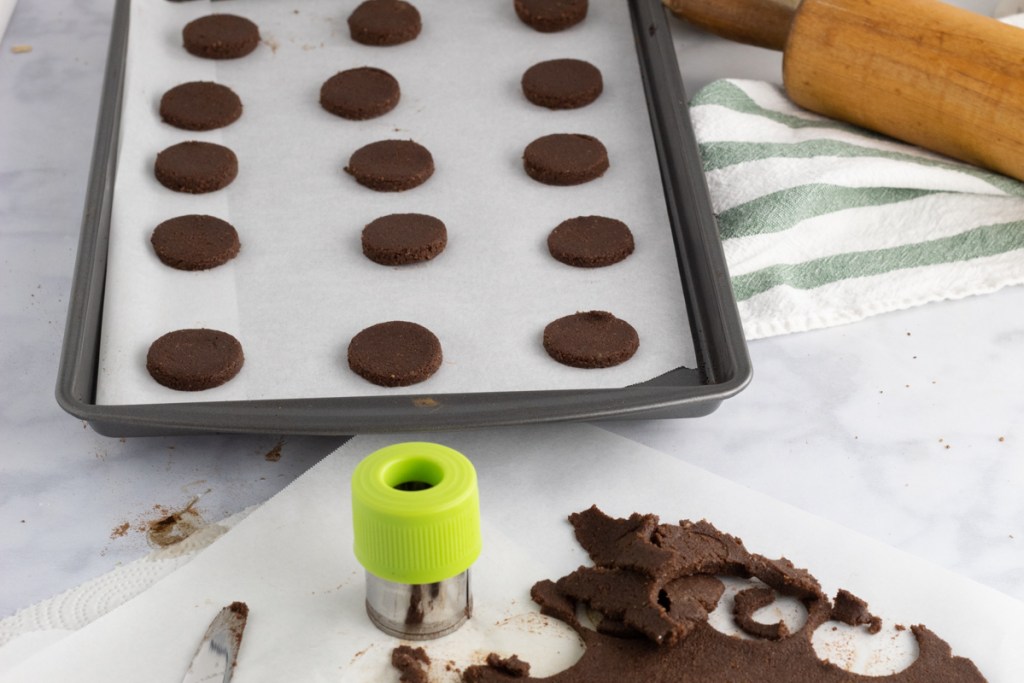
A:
[{"xmin": 1, "ymin": 0, "xmax": 1021, "ymax": 625}]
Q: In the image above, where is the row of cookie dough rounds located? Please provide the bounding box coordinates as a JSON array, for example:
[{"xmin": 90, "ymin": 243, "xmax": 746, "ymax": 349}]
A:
[{"xmin": 147, "ymin": 312, "xmax": 638, "ymax": 392}]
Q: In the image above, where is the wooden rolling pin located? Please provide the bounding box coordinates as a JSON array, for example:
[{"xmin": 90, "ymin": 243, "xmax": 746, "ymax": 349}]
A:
[{"xmin": 665, "ymin": 0, "xmax": 1024, "ymax": 182}]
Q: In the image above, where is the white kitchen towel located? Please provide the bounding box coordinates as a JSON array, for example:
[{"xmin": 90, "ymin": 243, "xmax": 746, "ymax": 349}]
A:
[{"xmin": 690, "ymin": 72, "xmax": 1024, "ymax": 340}]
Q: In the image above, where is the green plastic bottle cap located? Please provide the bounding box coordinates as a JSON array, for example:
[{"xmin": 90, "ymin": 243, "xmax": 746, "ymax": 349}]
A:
[{"xmin": 351, "ymin": 442, "xmax": 482, "ymax": 585}]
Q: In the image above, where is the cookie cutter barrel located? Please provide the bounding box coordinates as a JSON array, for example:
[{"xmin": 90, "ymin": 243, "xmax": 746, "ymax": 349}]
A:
[{"xmin": 351, "ymin": 442, "xmax": 482, "ymax": 639}]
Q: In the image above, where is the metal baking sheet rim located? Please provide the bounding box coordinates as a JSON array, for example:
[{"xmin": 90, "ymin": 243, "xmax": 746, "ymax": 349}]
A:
[{"xmin": 56, "ymin": 0, "xmax": 752, "ymax": 437}]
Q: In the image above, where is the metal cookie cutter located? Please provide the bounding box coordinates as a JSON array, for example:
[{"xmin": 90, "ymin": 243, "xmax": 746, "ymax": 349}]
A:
[{"xmin": 351, "ymin": 442, "xmax": 482, "ymax": 640}]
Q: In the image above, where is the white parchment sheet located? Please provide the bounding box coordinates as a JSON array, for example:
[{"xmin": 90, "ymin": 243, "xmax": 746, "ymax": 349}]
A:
[
  {"xmin": 5, "ymin": 424, "xmax": 1022, "ymax": 681},
  {"xmin": 95, "ymin": 0, "xmax": 696, "ymax": 405}
]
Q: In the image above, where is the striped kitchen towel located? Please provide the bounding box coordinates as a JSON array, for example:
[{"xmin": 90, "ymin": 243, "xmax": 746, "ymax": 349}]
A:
[{"xmin": 689, "ymin": 78, "xmax": 1024, "ymax": 340}]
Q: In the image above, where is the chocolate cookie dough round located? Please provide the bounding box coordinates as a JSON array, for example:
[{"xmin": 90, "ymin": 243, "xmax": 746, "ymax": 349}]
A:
[
  {"xmin": 160, "ymin": 81, "xmax": 242, "ymax": 131},
  {"xmin": 523, "ymin": 133, "xmax": 608, "ymax": 185},
  {"xmin": 151, "ymin": 215, "xmax": 240, "ymax": 271},
  {"xmin": 155, "ymin": 141, "xmax": 238, "ymax": 194},
  {"xmin": 348, "ymin": 0, "xmax": 422, "ymax": 46},
  {"xmin": 514, "ymin": 0, "xmax": 588, "ymax": 33},
  {"xmin": 548, "ymin": 216, "xmax": 633, "ymax": 267},
  {"xmin": 146, "ymin": 328, "xmax": 244, "ymax": 391},
  {"xmin": 543, "ymin": 311, "xmax": 639, "ymax": 368},
  {"xmin": 362, "ymin": 213, "xmax": 447, "ymax": 265},
  {"xmin": 182, "ymin": 14, "xmax": 260, "ymax": 59},
  {"xmin": 522, "ymin": 59, "xmax": 603, "ymax": 109},
  {"xmin": 345, "ymin": 140, "xmax": 434, "ymax": 192},
  {"xmin": 320, "ymin": 67, "xmax": 400, "ymax": 120},
  {"xmin": 348, "ymin": 321, "xmax": 442, "ymax": 387}
]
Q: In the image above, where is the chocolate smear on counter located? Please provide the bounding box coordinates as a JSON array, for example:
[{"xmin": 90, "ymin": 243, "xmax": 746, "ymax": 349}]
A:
[
  {"xmin": 264, "ymin": 439, "xmax": 284, "ymax": 462},
  {"xmin": 146, "ymin": 498, "xmax": 205, "ymax": 547},
  {"xmin": 460, "ymin": 506, "xmax": 987, "ymax": 683}
]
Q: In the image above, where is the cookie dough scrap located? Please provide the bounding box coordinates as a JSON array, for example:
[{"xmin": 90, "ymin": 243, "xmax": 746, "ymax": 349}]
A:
[{"xmin": 458, "ymin": 506, "xmax": 988, "ymax": 683}]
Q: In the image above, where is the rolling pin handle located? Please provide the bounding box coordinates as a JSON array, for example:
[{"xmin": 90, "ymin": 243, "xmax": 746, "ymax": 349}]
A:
[{"xmin": 663, "ymin": 0, "xmax": 800, "ymax": 51}]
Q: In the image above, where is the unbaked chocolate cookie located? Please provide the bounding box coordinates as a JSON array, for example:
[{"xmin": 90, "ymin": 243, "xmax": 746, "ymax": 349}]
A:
[
  {"xmin": 182, "ymin": 14, "xmax": 260, "ymax": 59},
  {"xmin": 160, "ymin": 81, "xmax": 242, "ymax": 131},
  {"xmin": 345, "ymin": 140, "xmax": 434, "ymax": 192},
  {"xmin": 320, "ymin": 67, "xmax": 400, "ymax": 120},
  {"xmin": 522, "ymin": 59, "xmax": 602, "ymax": 109},
  {"xmin": 348, "ymin": 0, "xmax": 422, "ymax": 46},
  {"xmin": 523, "ymin": 133, "xmax": 608, "ymax": 185},
  {"xmin": 154, "ymin": 141, "xmax": 238, "ymax": 194},
  {"xmin": 543, "ymin": 311, "xmax": 638, "ymax": 368},
  {"xmin": 151, "ymin": 215, "xmax": 240, "ymax": 271},
  {"xmin": 362, "ymin": 213, "xmax": 447, "ymax": 265},
  {"xmin": 146, "ymin": 328, "xmax": 244, "ymax": 391},
  {"xmin": 347, "ymin": 321, "xmax": 442, "ymax": 387},
  {"xmin": 514, "ymin": 0, "xmax": 588, "ymax": 33},
  {"xmin": 547, "ymin": 216, "xmax": 633, "ymax": 267}
]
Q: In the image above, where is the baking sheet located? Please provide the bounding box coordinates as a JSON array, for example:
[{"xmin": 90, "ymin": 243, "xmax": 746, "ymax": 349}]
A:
[
  {"xmin": 4, "ymin": 424, "xmax": 1022, "ymax": 681},
  {"xmin": 95, "ymin": 0, "xmax": 696, "ymax": 405}
]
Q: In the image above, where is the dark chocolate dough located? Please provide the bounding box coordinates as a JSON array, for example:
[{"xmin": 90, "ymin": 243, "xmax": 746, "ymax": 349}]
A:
[
  {"xmin": 154, "ymin": 141, "xmax": 238, "ymax": 194},
  {"xmin": 514, "ymin": 0, "xmax": 588, "ymax": 33},
  {"xmin": 460, "ymin": 506, "xmax": 988, "ymax": 683},
  {"xmin": 348, "ymin": 0, "xmax": 422, "ymax": 46},
  {"xmin": 832, "ymin": 588, "xmax": 883, "ymax": 633},
  {"xmin": 320, "ymin": 67, "xmax": 400, "ymax": 120},
  {"xmin": 146, "ymin": 328, "xmax": 244, "ymax": 391},
  {"xmin": 547, "ymin": 216, "xmax": 633, "ymax": 267},
  {"xmin": 733, "ymin": 587, "xmax": 790, "ymax": 640},
  {"xmin": 392, "ymin": 645, "xmax": 431, "ymax": 683},
  {"xmin": 159, "ymin": 81, "xmax": 242, "ymax": 131},
  {"xmin": 151, "ymin": 214, "xmax": 240, "ymax": 271},
  {"xmin": 182, "ymin": 14, "xmax": 260, "ymax": 60},
  {"xmin": 347, "ymin": 321, "xmax": 442, "ymax": 387},
  {"xmin": 362, "ymin": 213, "xmax": 447, "ymax": 265},
  {"xmin": 522, "ymin": 59, "xmax": 602, "ymax": 109},
  {"xmin": 484, "ymin": 653, "xmax": 530, "ymax": 678},
  {"xmin": 543, "ymin": 311, "xmax": 638, "ymax": 369},
  {"xmin": 345, "ymin": 140, "xmax": 434, "ymax": 192},
  {"xmin": 523, "ymin": 134, "xmax": 608, "ymax": 186}
]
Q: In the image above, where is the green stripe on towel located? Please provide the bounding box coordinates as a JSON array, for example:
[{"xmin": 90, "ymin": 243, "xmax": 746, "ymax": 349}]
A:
[
  {"xmin": 717, "ymin": 186, "xmax": 938, "ymax": 239},
  {"xmin": 731, "ymin": 220, "xmax": 1024, "ymax": 301},
  {"xmin": 700, "ymin": 140, "xmax": 1024, "ymax": 196}
]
